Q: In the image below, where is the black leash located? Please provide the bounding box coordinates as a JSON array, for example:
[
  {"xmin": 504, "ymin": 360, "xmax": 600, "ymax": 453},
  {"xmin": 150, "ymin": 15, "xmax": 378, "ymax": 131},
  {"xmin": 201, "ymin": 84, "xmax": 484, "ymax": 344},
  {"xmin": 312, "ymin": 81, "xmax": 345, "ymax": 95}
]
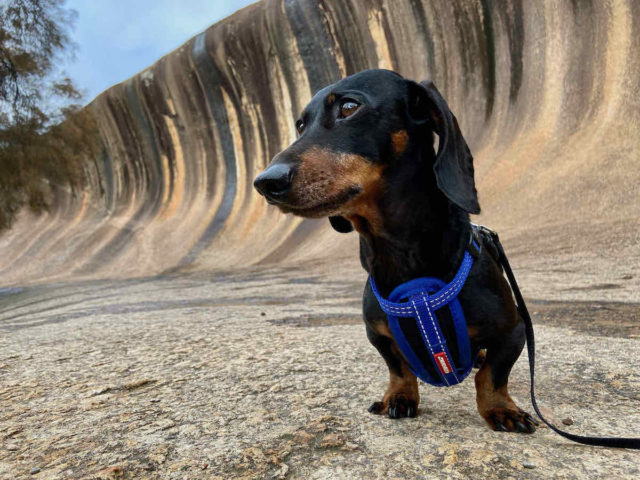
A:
[{"xmin": 490, "ymin": 231, "xmax": 640, "ymax": 449}]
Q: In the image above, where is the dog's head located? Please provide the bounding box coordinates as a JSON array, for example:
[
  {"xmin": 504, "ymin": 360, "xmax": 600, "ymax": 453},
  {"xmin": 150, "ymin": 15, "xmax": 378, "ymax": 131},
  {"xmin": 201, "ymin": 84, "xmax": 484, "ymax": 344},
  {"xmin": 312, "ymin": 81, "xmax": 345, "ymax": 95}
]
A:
[{"xmin": 253, "ymin": 69, "xmax": 479, "ymax": 233}]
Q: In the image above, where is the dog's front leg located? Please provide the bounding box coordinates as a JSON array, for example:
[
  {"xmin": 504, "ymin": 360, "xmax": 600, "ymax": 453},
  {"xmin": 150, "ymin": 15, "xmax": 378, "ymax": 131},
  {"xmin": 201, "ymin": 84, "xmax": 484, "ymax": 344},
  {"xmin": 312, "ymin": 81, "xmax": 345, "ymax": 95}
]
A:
[
  {"xmin": 474, "ymin": 319, "xmax": 537, "ymax": 433},
  {"xmin": 363, "ymin": 282, "xmax": 419, "ymax": 418}
]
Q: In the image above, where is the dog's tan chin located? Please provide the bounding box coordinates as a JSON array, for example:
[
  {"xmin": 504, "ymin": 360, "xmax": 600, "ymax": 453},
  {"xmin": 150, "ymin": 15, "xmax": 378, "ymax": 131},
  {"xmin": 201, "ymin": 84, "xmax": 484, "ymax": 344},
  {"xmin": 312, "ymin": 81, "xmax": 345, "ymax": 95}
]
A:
[
  {"xmin": 276, "ymin": 187, "xmax": 361, "ymax": 219},
  {"xmin": 280, "ymin": 203, "xmax": 341, "ymax": 219}
]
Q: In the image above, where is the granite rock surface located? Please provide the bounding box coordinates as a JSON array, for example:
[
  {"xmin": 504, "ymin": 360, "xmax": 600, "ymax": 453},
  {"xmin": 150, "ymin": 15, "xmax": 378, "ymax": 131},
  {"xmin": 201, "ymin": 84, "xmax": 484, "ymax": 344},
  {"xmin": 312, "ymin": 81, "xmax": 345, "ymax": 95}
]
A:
[{"xmin": 1, "ymin": 264, "xmax": 639, "ymax": 479}]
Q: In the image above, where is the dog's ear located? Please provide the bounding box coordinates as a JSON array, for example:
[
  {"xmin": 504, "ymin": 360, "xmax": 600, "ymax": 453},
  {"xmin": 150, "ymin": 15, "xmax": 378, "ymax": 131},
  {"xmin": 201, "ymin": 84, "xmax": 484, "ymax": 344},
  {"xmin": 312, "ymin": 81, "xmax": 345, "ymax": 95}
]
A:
[
  {"xmin": 406, "ymin": 80, "xmax": 481, "ymax": 214},
  {"xmin": 329, "ymin": 215, "xmax": 353, "ymax": 233}
]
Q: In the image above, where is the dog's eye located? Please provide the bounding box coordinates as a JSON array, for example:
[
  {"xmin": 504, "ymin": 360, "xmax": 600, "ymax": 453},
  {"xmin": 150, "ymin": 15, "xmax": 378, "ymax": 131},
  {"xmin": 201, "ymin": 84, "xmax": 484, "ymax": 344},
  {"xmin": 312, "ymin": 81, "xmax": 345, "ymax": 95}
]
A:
[
  {"xmin": 295, "ymin": 119, "xmax": 305, "ymax": 134},
  {"xmin": 339, "ymin": 101, "xmax": 359, "ymax": 118}
]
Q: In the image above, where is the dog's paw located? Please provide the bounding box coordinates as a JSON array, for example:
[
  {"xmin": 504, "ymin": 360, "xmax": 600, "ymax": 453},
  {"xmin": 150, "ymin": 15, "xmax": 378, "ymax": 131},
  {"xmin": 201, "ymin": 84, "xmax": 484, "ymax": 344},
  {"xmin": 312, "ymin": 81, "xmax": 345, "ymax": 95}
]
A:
[
  {"xmin": 483, "ymin": 407, "xmax": 538, "ymax": 433},
  {"xmin": 368, "ymin": 395, "xmax": 417, "ymax": 419},
  {"xmin": 388, "ymin": 396, "xmax": 417, "ymax": 419}
]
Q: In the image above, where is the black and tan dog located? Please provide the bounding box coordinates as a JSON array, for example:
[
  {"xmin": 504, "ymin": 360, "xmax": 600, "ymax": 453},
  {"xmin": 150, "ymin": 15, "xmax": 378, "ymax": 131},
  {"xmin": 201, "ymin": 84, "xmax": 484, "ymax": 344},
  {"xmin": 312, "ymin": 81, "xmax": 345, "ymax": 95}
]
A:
[{"xmin": 254, "ymin": 69, "xmax": 537, "ymax": 433}]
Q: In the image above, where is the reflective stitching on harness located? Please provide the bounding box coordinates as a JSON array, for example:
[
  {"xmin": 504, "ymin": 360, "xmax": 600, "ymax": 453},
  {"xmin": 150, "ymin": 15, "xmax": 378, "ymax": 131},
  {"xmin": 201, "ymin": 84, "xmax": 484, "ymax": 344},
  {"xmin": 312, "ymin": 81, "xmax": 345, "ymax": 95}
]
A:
[
  {"xmin": 422, "ymin": 294, "xmax": 460, "ymax": 384},
  {"xmin": 412, "ymin": 299, "xmax": 450, "ymax": 387},
  {"xmin": 430, "ymin": 254, "xmax": 472, "ymax": 308},
  {"xmin": 430, "ymin": 275, "xmax": 464, "ymax": 308}
]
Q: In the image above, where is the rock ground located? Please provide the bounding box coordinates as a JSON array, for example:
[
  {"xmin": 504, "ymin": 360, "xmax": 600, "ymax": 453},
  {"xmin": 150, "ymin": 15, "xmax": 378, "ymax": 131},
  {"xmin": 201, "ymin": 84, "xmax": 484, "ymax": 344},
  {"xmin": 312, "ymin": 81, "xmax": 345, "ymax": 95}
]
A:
[{"xmin": 1, "ymin": 259, "xmax": 639, "ymax": 479}]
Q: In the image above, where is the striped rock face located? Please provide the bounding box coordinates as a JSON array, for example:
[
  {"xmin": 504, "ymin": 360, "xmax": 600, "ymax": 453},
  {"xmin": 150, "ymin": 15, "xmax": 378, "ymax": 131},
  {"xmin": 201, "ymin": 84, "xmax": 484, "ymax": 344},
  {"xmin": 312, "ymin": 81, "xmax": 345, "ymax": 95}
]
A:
[{"xmin": 0, "ymin": 0, "xmax": 639, "ymax": 289}]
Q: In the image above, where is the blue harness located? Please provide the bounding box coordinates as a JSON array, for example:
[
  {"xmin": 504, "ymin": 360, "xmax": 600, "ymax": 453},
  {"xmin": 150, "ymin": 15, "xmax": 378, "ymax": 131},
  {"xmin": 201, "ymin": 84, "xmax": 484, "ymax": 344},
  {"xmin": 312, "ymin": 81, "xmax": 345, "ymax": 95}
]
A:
[{"xmin": 369, "ymin": 243, "xmax": 479, "ymax": 387}]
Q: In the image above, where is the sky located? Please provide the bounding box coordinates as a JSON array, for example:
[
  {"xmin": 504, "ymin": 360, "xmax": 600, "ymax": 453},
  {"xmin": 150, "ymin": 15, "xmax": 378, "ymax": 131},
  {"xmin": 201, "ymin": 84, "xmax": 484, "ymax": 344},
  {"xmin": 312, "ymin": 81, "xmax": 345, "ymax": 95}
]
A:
[{"xmin": 64, "ymin": 0, "xmax": 257, "ymax": 103}]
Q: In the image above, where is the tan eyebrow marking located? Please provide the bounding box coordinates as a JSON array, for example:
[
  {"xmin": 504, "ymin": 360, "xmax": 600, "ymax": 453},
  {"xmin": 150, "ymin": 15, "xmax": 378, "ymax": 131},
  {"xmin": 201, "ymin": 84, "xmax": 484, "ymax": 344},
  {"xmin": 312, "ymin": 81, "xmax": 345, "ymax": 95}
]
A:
[{"xmin": 391, "ymin": 130, "xmax": 409, "ymax": 157}]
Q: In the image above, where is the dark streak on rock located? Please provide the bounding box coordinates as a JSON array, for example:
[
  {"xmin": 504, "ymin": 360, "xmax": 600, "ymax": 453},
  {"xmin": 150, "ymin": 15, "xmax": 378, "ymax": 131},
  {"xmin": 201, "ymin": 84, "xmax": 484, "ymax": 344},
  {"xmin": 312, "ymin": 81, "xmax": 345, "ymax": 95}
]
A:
[
  {"xmin": 480, "ymin": 0, "xmax": 496, "ymax": 120},
  {"xmin": 285, "ymin": 0, "xmax": 342, "ymax": 93}
]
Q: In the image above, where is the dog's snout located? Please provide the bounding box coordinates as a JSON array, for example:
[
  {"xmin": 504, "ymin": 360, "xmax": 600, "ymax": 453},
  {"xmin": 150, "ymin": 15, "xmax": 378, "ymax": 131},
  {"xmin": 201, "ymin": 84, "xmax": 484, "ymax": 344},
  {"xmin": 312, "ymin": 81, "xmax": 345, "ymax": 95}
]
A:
[{"xmin": 253, "ymin": 163, "xmax": 294, "ymax": 201}]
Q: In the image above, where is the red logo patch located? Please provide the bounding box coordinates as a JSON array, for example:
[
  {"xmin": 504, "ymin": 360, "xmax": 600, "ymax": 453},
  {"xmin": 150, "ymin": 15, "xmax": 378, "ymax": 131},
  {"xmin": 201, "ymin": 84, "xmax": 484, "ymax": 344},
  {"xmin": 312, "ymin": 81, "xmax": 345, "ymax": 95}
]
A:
[{"xmin": 433, "ymin": 352, "xmax": 452, "ymax": 375}]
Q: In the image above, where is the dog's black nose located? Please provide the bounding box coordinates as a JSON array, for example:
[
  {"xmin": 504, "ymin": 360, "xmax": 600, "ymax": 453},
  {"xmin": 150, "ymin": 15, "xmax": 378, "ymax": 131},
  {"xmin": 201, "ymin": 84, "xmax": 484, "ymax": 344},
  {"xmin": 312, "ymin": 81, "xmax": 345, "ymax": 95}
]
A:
[{"xmin": 253, "ymin": 163, "xmax": 294, "ymax": 201}]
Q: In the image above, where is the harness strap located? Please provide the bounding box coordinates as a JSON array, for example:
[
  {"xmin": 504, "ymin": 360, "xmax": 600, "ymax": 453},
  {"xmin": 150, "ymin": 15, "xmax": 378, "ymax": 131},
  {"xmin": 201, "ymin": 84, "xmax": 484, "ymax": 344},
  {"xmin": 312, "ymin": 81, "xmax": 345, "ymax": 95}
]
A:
[
  {"xmin": 369, "ymin": 251, "xmax": 474, "ymax": 317},
  {"xmin": 491, "ymin": 231, "xmax": 640, "ymax": 449},
  {"xmin": 370, "ymin": 249, "xmax": 475, "ymax": 387}
]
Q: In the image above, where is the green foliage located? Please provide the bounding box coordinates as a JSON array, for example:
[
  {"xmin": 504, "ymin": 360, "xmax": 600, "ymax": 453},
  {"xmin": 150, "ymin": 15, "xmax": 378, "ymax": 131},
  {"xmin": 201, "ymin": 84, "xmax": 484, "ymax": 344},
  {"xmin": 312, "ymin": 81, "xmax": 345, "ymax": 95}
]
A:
[{"xmin": 0, "ymin": 0, "xmax": 99, "ymax": 231}]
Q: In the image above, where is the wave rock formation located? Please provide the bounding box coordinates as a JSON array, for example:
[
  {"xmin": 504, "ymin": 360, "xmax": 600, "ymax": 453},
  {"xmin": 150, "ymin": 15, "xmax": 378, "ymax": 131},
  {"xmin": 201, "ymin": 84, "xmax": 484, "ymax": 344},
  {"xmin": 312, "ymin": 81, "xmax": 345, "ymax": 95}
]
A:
[{"xmin": 1, "ymin": 0, "xmax": 639, "ymax": 292}]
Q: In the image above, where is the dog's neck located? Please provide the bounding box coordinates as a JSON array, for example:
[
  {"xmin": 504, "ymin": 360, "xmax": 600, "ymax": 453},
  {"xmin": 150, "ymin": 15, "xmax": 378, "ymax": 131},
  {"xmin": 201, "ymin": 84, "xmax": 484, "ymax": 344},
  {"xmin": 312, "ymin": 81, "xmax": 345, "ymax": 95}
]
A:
[{"xmin": 351, "ymin": 150, "xmax": 471, "ymax": 296}]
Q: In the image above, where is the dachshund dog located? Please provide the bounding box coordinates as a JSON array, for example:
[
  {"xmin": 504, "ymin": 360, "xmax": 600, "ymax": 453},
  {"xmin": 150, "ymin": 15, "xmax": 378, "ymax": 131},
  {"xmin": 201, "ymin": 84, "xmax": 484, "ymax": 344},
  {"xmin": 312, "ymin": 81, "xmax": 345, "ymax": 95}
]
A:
[{"xmin": 254, "ymin": 69, "xmax": 536, "ymax": 433}]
